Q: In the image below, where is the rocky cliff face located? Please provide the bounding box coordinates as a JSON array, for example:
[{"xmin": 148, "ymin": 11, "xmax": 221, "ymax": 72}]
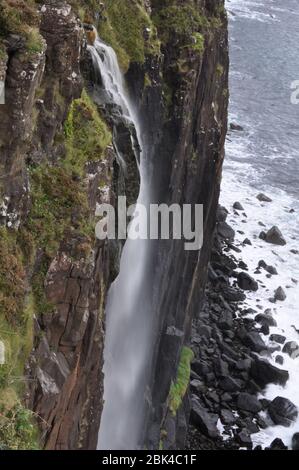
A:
[{"xmin": 0, "ymin": 0, "xmax": 228, "ymax": 450}]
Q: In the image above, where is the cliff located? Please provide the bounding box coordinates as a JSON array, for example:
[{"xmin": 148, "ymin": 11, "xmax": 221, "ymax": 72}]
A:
[{"xmin": 0, "ymin": 0, "xmax": 228, "ymax": 450}]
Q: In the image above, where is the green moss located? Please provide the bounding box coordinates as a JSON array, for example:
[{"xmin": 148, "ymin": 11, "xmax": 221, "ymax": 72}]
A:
[
  {"xmin": 26, "ymin": 27, "xmax": 43, "ymax": 54},
  {"xmin": 168, "ymin": 346, "xmax": 194, "ymax": 415},
  {"xmin": 216, "ymin": 63, "xmax": 224, "ymax": 78},
  {"xmin": 190, "ymin": 32, "xmax": 204, "ymax": 54},
  {"xmin": 0, "ymin": 0, "xmax": 39, "ymax": 39},
  {"xmin": 64, "ymin": 89, "xmax": 112, "ymax": 175},
  {"xmin": 98, "ymin": 0, "xmax": 160, "ymax": 71},
  {"xmin": 0, "ymin": 402, "xmax": 39, "ymax": 450}
]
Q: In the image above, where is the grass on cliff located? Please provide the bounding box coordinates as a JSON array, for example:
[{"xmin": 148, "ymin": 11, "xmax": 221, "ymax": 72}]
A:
[
  {"xmin": 0, "ymin": 0, "xmax": 43, "ymax": 55},
  {"xmin": 168, "ymin": 346, "xmax": 194, "ymax": 415},
  {"xmin": 97, "ymin": 0, "xmax": 160, "ymax": 71}
]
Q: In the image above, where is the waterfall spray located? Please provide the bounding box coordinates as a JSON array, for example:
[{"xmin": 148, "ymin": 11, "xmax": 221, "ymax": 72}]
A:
[{"xmin": 88, "ymin": 36, "xmax": 152, "ymax": 450}]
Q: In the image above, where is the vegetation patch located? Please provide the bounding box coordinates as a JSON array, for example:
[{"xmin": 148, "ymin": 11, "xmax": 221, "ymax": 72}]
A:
[
  {"xmin": 168, "ymin": 346, "xmax": 194, "ymax": 415},
  {"xmin": 0, "ymin": 401, "xmax": 39, "ymax": 450}
]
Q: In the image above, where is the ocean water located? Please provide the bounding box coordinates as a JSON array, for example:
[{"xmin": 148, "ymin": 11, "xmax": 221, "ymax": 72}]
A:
[{"xmin": 221, "ymin": 0, "xmax": 299, "ymax": 447}]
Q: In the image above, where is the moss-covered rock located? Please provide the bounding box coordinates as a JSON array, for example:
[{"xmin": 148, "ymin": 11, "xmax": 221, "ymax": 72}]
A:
[{"xmin": 168, "ymin": 346, "xmax": 194, "ymax": 415}]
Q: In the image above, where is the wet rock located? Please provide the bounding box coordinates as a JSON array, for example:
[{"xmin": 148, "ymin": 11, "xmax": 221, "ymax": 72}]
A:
[
  {"xmin": 255, "ymin": 313, "xmax": 277, "ymax": 328},
  {"xmin": 190, "ymin": 399, "xmax": 219, "ymax": 438},
  {"xmin": 274, "ymin": 286, "xmax": 286, "ymax": 301},
  {"xmin": 237, "ymin": 272, "xmax": 258, "ymax": 291},
  {"xmin": 236, "ymin": 429, "xmax": 252, "ymax": 448},
  {"xmin": 242, "ymin": 331, "xmax": 267, "ymax": 353},
  {"xmin": 257, "ymin": 193, "xmax": 272, "ymax": 203},
  {"xmin": 219, "ymin": 376, "xmax": 242, "ymax": 392},
  {"xmin": 233, "ymin": 201, "xmax": 244, "ymax": 211},
  {"xmin": 275, "ymin": 355, "xmax": 284, "ymax": 365},
  {"xmin": 237, "ymin": 393, "xmax": 262, "ymax": 413},
  {"xmin": 218, "ymin": 311, "xmax": 233, "ymax": 330},
  {"xmin": 269, "ymin": 438, "xmax": 288, "ymax": 450},
  {"xmin": 222, "ymin": 286, "xmax": 246, "ymax": 302},
  {"xmin": 250, "ymin": 357, "xmax": 289, "ymax": 387},
  {"xmin": 268, "ymin": 397, "xmax": 298, "ymax": 427},
  {"xmin": 230, "ymin": 122, "xmax": 244, "ymax": 131},
  {"xmin": 259, "ymin": 231, "xmax": 266, "ymax": 240},
  {"xmin": 243, "ymin": 238, "xmax": 252, "ymax": 246},
  {"xmin": 220, "ymin": 409, "xmax": 236, "ymax": 425},
  {"xmin": 217, "ymin": 205, "xmax": 229, "ymax": 223},
  {"xmin": 282, "ymin": 341, "xmax": 299, "ymax": 359},
  {"xmin": 218, "ymin": 221, "xmax": 235, "ymax": 241},
  {"xmin": 292, "ymin": 433, "xmax": 299, "ymax": 450},
  {"xmin": 270, "ymin": 334, "xmax": 286, "ymax": 344},
  {"xmin": 264, "ymin": 226, "xmax": 287, "ymax": 246},
  {"xmin": 258, "ymin": 260, "xmax": 278, "ymax": 275}
]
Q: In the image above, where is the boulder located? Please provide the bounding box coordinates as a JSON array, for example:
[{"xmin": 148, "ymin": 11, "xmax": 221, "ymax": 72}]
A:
[
  {"xmin": 275, "ymin": 355, "xmax": 284, "ymax": 365},
  {"xmin": 242, "ymin": 332, "xmax": 267, "ymax": 353},
  {"xmin": 237, "ymin": 393, "xmax": 262, "ymax": 413},
  {"xmin": 258, "ymin": 260, "xmax": 278, "ymax": 275},
  {"xmin": 190, "ymin": 399, "xmax": 219, "ymax": 438},
  {"xmin": 236, "ymin": 429, "xmax": 252, "ymax": 448},
  {"xmin": 250, "ymin": 357, "xmax": 289, "ymax": 387},
  {"xmin": 217, "ymin": 205, "xmax": 229, "ymax": 223},
  {"xmin": 218, "ymin": 311, "xmax": 233, "ymax": 330},
  {"xmin": 233, "ymin": 201, "xmax": 244, "ymax": 211},
  {"xmin": 257, "ymin": 193, "xmax": 272, "ymax": 203},
  {"xmin": 268, "ymin": 397, "xmax": 298, "ymax": 427},
  {"xmin": 270, "ymin": 334, "xmax": 286, "ymax": 344},
  {"xmin": 269, "ymin": 438, "xmax": 288, "ymax": 450},
  {"xmin": 274, "ymin": 286, "xmax": 286, "ymax": 301},
  {"xmin": 230, "ymin": 122, "xmax": 244, "ymax": 131},
  {"xmin": 255, "ymin": 313, "xmax": 277, "ymax": 328},
  {"xmin": 222, "ymin": 286, "xmax": 246, "ymax": 302},
  {"xmin": 243, "ymin": 238, "xmax": 252, "ymax": 246},
  {"xmin": 237, "ymin": 272, "xmax": 259, "ymax": 291},
  {"xmin": 282, "ymin": 341, "xmax": 299, "ymax": 359},
  {"xmin": 292, "ymin": 433, "xmax": 299, "ymax": 450},
  {"xmin": 219, "ymin": 376, "xmax": 242, "ymax": 392},
  {"xmin": 218, "ymin": 221, "xmax": 235, "ymax": 241},
  {"xmin": 220, "ymin": 409, "xmax": 236, "ymax": 425},
  {"xmin": 264, "ymin": 226, "xmax": 286, "ymax": 246}
]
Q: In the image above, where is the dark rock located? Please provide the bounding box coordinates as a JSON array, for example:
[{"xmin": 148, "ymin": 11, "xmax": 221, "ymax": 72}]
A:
[
  {"xmin": 243, "ymin": 238, "xmax": 252, "ymax": 246},
  {"xmin": 292, "ymin": 433, "xmax": 299, "ymax": 450},
  {"xmin": 250, "ymin": 357, "xmax": 289, "ymax": 387},
  {"xmin": 217, "ymin": 205, "xmax": 229, "ymax": 223},
  {"xmin": 242, "ymin": 332, "xmax": 267, "ymax": 353},
  {"xmin": 218, "ymin": 311, "xmax": 233, "ymax": 330},
  {"xmin": 230, "ymin": 122, "xmax": 244, "ymax": 131},
  {"xmin": 257, "ymin": 193, "xmax": 272, "ymax": 203},
  {"xmin": 274, "ymin": 286, "xmax": 286, "ymax": 301},
  {"xmin": 264, "ymin": 226, "xmax": 287, "ymax": 246},
  {"xmin": 255, "ymin": 313, "xmax": 277, "ymax": 327},
  {"xmin": 237, "ymin": 393, "xmax": 262, "ymax": 413},
  {"xmin": 233, "ymin": 201, "xmax": 244, "ymax": 211},
  {"xmin": 220, "ymin": 409, "xmax": 236, "ymax": 425},
  {"xmin": 190, "ymin": 399, "xmax": 219, "ymax": 438},
  {"xmin": 268, "ymin": 397, "xmax": 298, "ymax": 427},
  {"xmin": 219, "ymin": 376, "xmax": 242, "ymax": 392},
  {"xmin": 218, "ymin": 221, "xmax": 235, "ymax": 241},
  {"xmin": 222, "ymin": 286, "xmax": 246, "ymax": 302},
  {"xmin": 258, "ymin": 260, "xmax": 278, "ymax": 275},
  {"xmin": 235, "ymin": 359, "xmax": 252, "ymax": 371},
  {"xmin": 269, "ymin": 438, "xmax": 288, "ymax": 450},
  {"xmin": 275, "ymin": 355, "xmax": 284, "ymax": 365},
  {"xmin": 282, "ymin": 341, "xmax": 299, "ymax": 359},
  {"xmin": 237, "ymin": 272, "xmax": 259, "ymax": 291},
  {"xmin": 236, "ymin": 429, "xmax": 252, "ymax": 448},
  {"xmin": 270, "ymin": 334, "xmax": 286, "ymax": 344},
  {"xmin": 259, "ymin": 231, "xmax": 266, "ymax": 240}
]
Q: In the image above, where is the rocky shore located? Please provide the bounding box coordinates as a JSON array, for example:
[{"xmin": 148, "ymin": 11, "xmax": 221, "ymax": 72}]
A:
[{"xmin": 186, "ymin": 201, "xmax": 299, "ymax": 451}]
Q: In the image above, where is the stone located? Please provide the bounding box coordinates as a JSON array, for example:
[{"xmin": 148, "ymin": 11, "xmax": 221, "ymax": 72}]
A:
[
  {"xmin": 268, "ymin": 397, "xmax": 298, "ymax": 427},
  {"xmin": 218, "ymin": 311, "xmax": 233, "ymax": 330},
  {"xmin": 220, "ymin": 409, "xmax": 236, "ymax": 425},
  {"xmin": 190, "ymin": 399, "xmax": 219, "ymax": 438},
  {"xmin": 275, "ymin": 355, "xmax": 284, "ymax": 365},
  {"xmin": 292, "ymin": 433, "xmax": 299, "ymax": 450},
  {"xmin": 270, "ymin": 334, "xmax": 286, "ymax": 344},
  {"xmin": 236, "ymin": 429, "xmax": 252, "ymax": 448},
  {"xmin": 282, "ymin": 341, "xmax": 299, "ymax": 359},
  {"xmin": 274, "ymin": 286, "xmax": 286, "ymax": 301},
  {"xmin": 218, "ymin": 221, "xmax": 235, "ymax": 241},
  {"xmin": 237, "ymin": 272, "xmax": 258, "ymax": 291},
  {"xmin": 264, "ymin": 226, "xmax": 286, "ymax": 246},
  {"xmin": 258, "ymin": 260, "xmax": 278, "ymax": 275},
  {"xmin": 269, "ymin": 438, "xmax": 288, "ymax": 450},
  {"xmin": 243, "ymin": 238, "xmax": 252, "ymax": 245},
  {"xmin": 233, "ymin": 201, "xmax": 244, "ymax": 211},
  {"xmin": 219, "ymin": 376, "xmax": 242, "ymax": 392},
  {"xmin": 242, "ymin": 332, "xmax": 267, "ymax": 353},
  {"xmin": 217, "ymin": 205, "xmax": 229, "ymax": 223},
  {"xmin": 257, "ymin": 193, "xmax": 272, "ymax": 203},
  {"xmin": 250, "ymin": 357, "xmax": 289, "ymax": 387},
  {"xmin": 230, "ymin": 122, "xmax": 244, "ymax": 131},
  {"xmin": 237, "ymin": 393, "xmax": 262, "ymax": 414},
  {"xmin": 222, "ymin": 286, "xmax": 246, "ymax": 302},
  {"xmin": 255, "ymin": 313, "xmax": 277, "ymax": 327}
]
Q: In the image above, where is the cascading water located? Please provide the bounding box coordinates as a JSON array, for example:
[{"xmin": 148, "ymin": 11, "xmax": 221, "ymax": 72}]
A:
[{"xmin": 88, "ymin": 36, "xmax": 153, "ymax": 450}]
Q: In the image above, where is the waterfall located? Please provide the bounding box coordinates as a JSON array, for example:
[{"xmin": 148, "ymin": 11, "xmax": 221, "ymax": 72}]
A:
[{"xmin": 88, "ymin": 36, "xmax": 152, "ymax": 450}]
